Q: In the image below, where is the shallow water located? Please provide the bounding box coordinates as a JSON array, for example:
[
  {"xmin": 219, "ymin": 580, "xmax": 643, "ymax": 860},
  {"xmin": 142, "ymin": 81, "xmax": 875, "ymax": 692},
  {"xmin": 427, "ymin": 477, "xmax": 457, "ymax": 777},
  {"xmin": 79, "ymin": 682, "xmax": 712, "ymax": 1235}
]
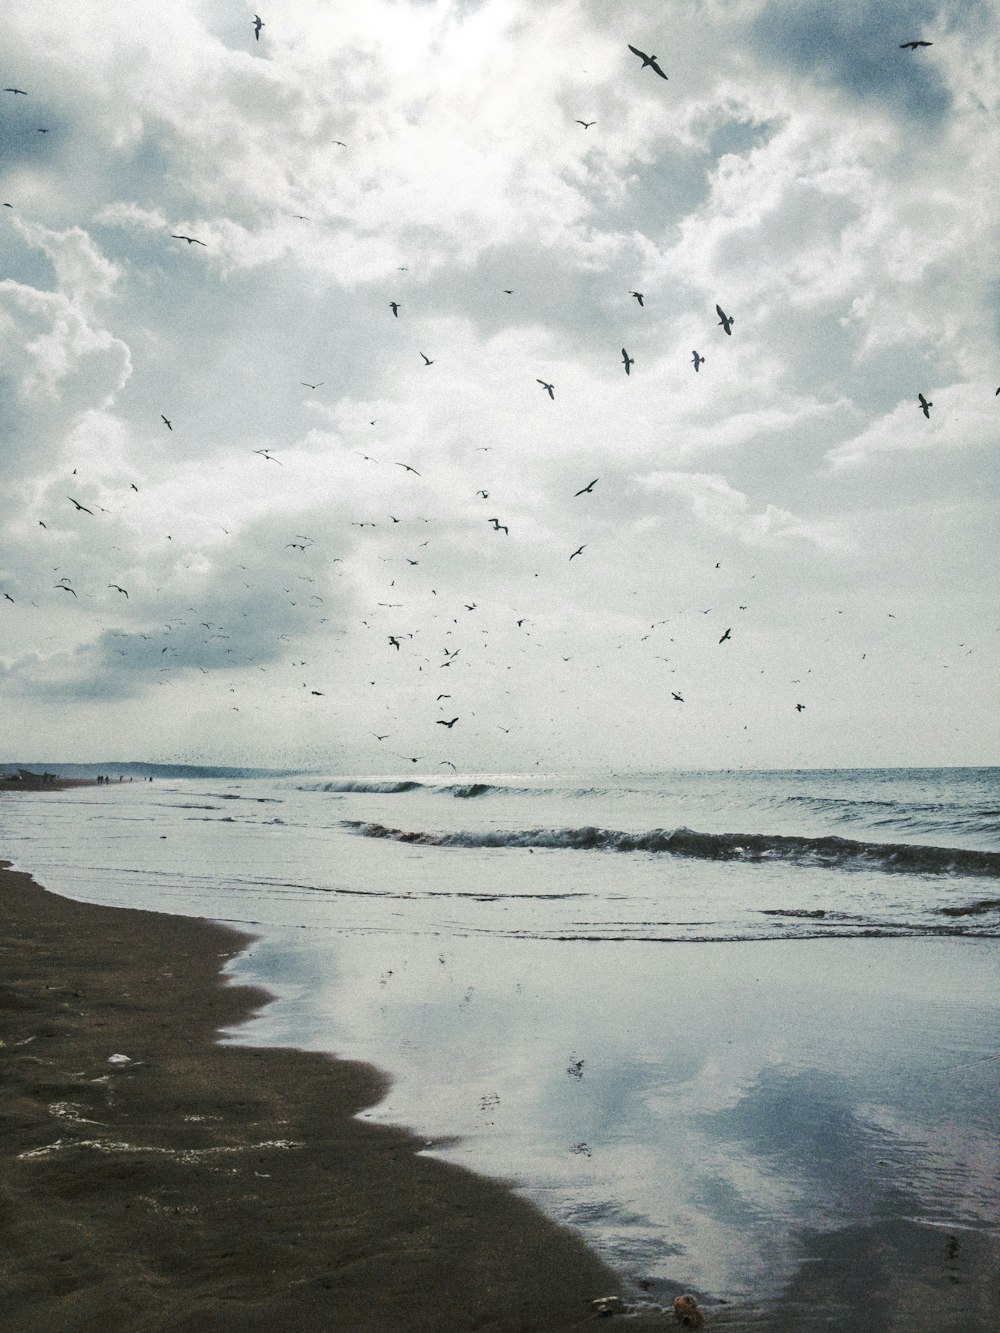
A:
[{"xmin": 2, "ymin": 767, "xmax": 998, "ymax": 1321}]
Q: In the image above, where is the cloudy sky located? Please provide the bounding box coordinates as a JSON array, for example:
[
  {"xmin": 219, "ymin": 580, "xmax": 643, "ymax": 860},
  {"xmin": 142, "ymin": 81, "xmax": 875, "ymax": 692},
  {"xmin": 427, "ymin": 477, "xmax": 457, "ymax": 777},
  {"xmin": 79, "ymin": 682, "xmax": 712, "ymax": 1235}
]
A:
[{"xmin": 2, "ymin": 0, "xmax": 998, "ymax": 772}]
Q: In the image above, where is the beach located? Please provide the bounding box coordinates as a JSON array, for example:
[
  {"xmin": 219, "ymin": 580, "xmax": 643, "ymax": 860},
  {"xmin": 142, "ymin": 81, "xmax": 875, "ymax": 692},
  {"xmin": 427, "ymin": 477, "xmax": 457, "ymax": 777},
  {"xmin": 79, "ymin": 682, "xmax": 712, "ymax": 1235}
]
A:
[
  {"xmin": 2, "ymin": 768, "xmax": 999, "ymax": 1329},
  {"xmin": 1, "ymin": 860, "xmax": 667, "ymax": 1331}
]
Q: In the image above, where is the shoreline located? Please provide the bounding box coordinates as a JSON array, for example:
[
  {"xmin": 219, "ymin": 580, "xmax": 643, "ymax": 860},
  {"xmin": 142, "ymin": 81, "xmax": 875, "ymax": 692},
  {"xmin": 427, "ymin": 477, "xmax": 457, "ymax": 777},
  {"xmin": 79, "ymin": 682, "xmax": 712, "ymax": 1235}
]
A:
[{"xmin": 0, "ymin": 860, "xmax": 669, "ymax": 1331}]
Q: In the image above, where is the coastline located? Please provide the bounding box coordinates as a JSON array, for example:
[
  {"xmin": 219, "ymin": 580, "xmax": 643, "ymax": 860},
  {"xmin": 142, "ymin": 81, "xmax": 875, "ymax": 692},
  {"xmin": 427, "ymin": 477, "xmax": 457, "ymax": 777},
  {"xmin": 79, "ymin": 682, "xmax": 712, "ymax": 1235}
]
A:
[{"xmin": 0, "ymin": 860, "xmax": 667, "ymax": 1331}]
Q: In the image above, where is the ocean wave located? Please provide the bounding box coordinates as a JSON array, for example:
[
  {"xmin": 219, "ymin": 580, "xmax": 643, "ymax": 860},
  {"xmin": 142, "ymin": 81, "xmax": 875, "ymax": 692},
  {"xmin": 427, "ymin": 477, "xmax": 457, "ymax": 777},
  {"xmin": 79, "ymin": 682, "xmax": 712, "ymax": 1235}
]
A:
[
  {"xmin": 340, "ymin": 821, "xmax": 1000, "ymax": 878},
  {"xmin": 300, "ymin": 780, "xmax": 427, "ymax": 794}
]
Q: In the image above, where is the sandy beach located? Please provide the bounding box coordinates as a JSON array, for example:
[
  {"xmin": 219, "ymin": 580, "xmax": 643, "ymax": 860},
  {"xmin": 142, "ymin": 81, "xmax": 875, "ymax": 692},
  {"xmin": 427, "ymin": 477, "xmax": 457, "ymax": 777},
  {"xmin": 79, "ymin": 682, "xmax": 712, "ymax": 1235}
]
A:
[{"xmin": 1, "ymin": 859, "xmax": 673, "ymax": 1332}]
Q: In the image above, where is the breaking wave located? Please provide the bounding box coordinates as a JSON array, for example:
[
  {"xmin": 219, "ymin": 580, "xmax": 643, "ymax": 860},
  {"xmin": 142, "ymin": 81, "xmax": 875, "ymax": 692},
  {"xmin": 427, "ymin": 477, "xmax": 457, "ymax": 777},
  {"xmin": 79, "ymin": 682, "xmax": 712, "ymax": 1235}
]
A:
[{"xmin": 340, "ymin": 821, "xmax": 1000, "ymax": 879}]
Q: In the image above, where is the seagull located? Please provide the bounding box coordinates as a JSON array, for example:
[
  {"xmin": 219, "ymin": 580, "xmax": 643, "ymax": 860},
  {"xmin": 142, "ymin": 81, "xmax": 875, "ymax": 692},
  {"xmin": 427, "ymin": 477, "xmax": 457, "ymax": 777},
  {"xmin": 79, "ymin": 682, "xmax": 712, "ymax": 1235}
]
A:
[
  {"xmin": 389, "ymin": 301, "xmax": 400, "ymax": 316},
  {"xmin": 476, "ymin": 489, "xmax": 490, "ymax": 498},
  {"xmin": 371, "ymin": 733, "xmax": 389, "ymax": 741},
  {"xmin": 171, "ymin": 234, "xmax": 206, "ymax": 246},
  {"xmin": 716, "ymin": 304, "xmax": 734, "ymax": 335},
  {"xmin": 900, "ymin": 40, "xmax": 932, "ymax": 49},
  {"xmin": 719, "ymin": 627, "xmax": 732, "ymax": 643},
  {"xmin": 419, "ymin": 352, "xmax": 434, "ymax": 365},
  {"xmin": 795, "ymin": 703, "xmax": 806, "ymax": 712},
  {"xmin": 388, "ymin": 636, "xmax": 401, "ymax": 650},
  {"xmin": 4, "ymin": 87, "xmax": 28, "ymax": 95},
  {"xmin": 54, "ymin": 584, "xmax": 78, "ymax": 596},
  {"xmin": 630, "ymin": 291, "xmax": 644, "ymax": 306},
  {"xmin": 253, "ymin": 14, "xmax": 264, "ymax": 39},
  {"xmin": 488, "ymin": 518, "xmax": 508, "ymax": 534},
  {"xmin": 254, "ymin": 448, "xmax": 281, "ymax": 463},
  {"xmin": 67, "ymin": 496, "xmax": 93, "ymax": 514},
  {"xmin": 395, "ymin": 462, "xmax": 421, "ymax": 475},
  {"xmin": 3, "ymin": 592, "xmax": 14, "ymax": 602},
  {"xmin": 161, "ymin": 414, "xmax": 172, "ymax": 429},
  {"xmin": 109, "ymin": 585, "xmax": 129, "ymax": 597},
  {"xmin": 672, "ymin": 692, "xmax": 684, "ymax": 702},
  {"xmin": 622, "ymin": 347, "xmax": 634, "ymax": 375},
  {"xmin": 300, "ymin": 381, "xmax": 324, "ymax": 389},
  {"xmin": 628, "ymin": 45, "xmax": 668, "ymax": 79},
  {"xmin": 574, "ymin": 478, "xmax": 598, "ymax": 496},
  {"xmin": 692, "ymin": 350, "xmax": 704, "ymax": 371},
  {"xmin": 576, "ymin": 119, "xmax": 595, "ymax": 129},
  {"xmin": 569, "ymin": 545, "xmax": 586, "ymax": 560},
  {"xmin": 436, "ymin": 718, "xmax": 459, "ymax": 728},
  {"xmin": 537, "ymin": 379, "xmax": 555, "ymax": 399},
  {"xmin": 918, "ymin": 392, "xmax": 932, "ymax": 418}
]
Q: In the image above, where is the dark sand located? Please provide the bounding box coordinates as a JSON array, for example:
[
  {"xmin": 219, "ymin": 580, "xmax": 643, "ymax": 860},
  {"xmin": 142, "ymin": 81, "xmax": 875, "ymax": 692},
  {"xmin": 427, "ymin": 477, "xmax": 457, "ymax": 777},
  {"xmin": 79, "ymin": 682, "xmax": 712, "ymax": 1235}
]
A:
[{"xmin": 1, "ymin": 860, "xmax": 673, "ymax": 1331}]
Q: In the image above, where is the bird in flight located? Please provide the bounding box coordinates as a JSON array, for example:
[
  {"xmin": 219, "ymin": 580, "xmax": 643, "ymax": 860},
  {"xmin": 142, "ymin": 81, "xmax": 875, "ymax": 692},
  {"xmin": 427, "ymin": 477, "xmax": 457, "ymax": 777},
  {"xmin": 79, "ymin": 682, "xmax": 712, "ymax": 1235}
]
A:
[
  {"xmin": 420, "ymin": 352, "xmax": 434, "ymax": 365},
  {"xmin": 576, "ymin": 120, "xmax": 596, "ymax": 129},
  {"xmin": 254, "ymin": 448, "xmax": 281, "ymax": 463},
  {"xmin": 795, "ymin": 703, "xmax": 806, "ymax": 712},
  {"xmin": 161, "ymin": 414, "xmax": 172, "ymax": 430},
  {"xmin": 300, "ymin": 381, "xmax": 324, "ymax": 389},
  {"xmin": 488, "ymin": 518, "xmax": 508, "ymax": 534},
  {"xmin": 67, "ymin": 496, "xmax": 93, "ymax": 515},
  {"xmin": 569, "ymin": 545, "xmax": 586, "ymax": 560},
  {"xmin": 109, "ymin": 585, "xmax": 129, "ymax": 597},
  {"xmin": 395, "ymin": 462, "xmax": 421, "ymax": 476},
  {"xmin": 692, "ymin": 350, "xmax": 704, "ymax": 371},
  {"xmin": 171, "ymin": 234, "xmax": 206, "ymax": 246},
  {"xmin": 918, "ymin": 392, "xmax": 933, "ymax": 418},
  {"xmin": 4, "ymin": 87, "xmax": 28, "ymax": 95},
  {"xmin": 719, "ymin": 627, "xmax": 732, "ymax": 643},
  {"xmin": 574, "ymin": 478, "xmax": 598, "ymax": 496},
  {"xmin": 389, "ymin": 301, "xmax": 400, "ymax": 317},
  {"xmin": 253, "ymin": 15, "xmax": 264, "ymax": 39},
  {"xmin": 671, "ymin": 692, "xmax": 684, "ymax": 702},
  {"xmin": 436, "ymin": 717, "xmax": 459, "ymax": 728},
  {"xmin": 54, "ymin": 584, "xmax": 78, "ymax": 596},
  {"xmin": 628, "ymin": 45, "xmax": 668, "ymax": 79},
  {"xmin": 900, "ymin": 40, "xmax": 932, "ymax": 49},
  {"xmin": 630, "ymin": 291, "xmax": 644, "ymax": 306},
  {"xmin": 716, "ymin": 304, "xmax": 734, "ymax": 335},
  {"xmin": 622, "ymin": 347, "xmax": 634, "ymax": 375},
  {"xmin": 537, "ymin": 379, "xmax": 555, "ymax": 399}
]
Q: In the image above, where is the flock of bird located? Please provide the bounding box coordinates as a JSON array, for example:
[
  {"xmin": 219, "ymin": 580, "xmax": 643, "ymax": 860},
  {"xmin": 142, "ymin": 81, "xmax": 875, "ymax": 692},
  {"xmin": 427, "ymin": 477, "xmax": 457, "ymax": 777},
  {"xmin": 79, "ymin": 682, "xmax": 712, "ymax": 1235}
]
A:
[{"xmin": 0, "ymin": 24, "xmax": 985, "ymax": 767}]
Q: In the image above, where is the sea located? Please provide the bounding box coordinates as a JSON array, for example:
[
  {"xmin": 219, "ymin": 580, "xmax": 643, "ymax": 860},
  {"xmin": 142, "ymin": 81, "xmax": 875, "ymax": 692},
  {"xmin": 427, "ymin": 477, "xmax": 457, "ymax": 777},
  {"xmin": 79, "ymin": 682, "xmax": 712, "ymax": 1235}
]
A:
[{"xmin": 2, "ymin": 765, "xmax": 998, "ymax": 1324}]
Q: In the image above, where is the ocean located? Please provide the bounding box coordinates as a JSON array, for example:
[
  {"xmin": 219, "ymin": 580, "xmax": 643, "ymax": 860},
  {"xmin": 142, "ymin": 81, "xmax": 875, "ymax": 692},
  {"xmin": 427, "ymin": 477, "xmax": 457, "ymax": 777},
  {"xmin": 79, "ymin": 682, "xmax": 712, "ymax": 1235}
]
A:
[{"xmin": 2, "ymin": 765, "xmax": 998, "ymax": 1322}]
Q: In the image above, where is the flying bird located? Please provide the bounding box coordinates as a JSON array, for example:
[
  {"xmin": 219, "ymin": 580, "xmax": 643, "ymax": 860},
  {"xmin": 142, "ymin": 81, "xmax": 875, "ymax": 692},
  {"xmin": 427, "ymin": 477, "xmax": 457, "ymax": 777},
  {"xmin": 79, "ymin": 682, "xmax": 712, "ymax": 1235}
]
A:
[
  {"xmin": 569, "ymin": 545, "xmax": 586, "ymax": 560},
  {"xmin": 54, "ymin": 584, "xmax": 77, "ymax": 596},
  {"xmin": 108, "ymin": 585, "xmax": 129, "ymax": 597},
  {"xmin": 630, "ymin": 291, "xmax": 644, "ymax": 306},
  {"xmin": 4, "ymin": 87, "xmax": 28, "ymax": 95},
  {"xmin": 918, "ymin": 392, "xmax": 932, "ymax": 418},
  {"xmin": 436, "ymin": 718, "xmax": 459, "ymax": 728},
  {"xmin": 692, "ymin": 350, "xmax": 704, "ymax": 371},
  {"xmin": 795, "ymin": 703, "xmax": 806, "ymax": 712},
  {"xmin": 628, "ymin": 45, "xmax": 668, "ymax": 79},
  {"xmin": 253, "ymin": 14, "xmax": 264, "ymax": 39},
  {"xmin": 389, "ymin": 301, "xmax": 400, "ymax": 316},
  {"xmin": 672, "ymin": 692, "xmax": 684, "ymax": 702},
  {"xmin": 574, "ymin": 478, "xmax": 598, "ymax": 496},
  {"xmin": 171, "ymin": 234, "xmax": 206, "ymax": 246},
  {"xmin": 900, "ymin": 40, "xmax": 932, "ymax": 49},
  {"xmin": 576, "ymin": 119, "xmax": 596, "ymax": 129},
  {"xmin": 67, "ymin": 496, "xmax": 93, "ymax": 514},
  {"xmin": 719, "ymin": 627, "xmax": 732, "ymax": 643},
  {"xmin": 716, "ymin": 304, "xmax": 734, "ymax": 335},
  {"xmin": 419, "ymin": 352, "xmax": 434, "ymax": 365},
  {"xmin": 537, "ymin": 379, "xmax": 555, "ymax": 399},
  {"xmin": 488, "ymin": 518, "xmax": 508, "ymax": 534},
  {"xmin": 622, "ymin": 347, "xmax": 634, "ymax": 375},
  {"xmin": 300, "ymin": 381, "xmax": 324, "ymax": 389},
  {"xmin": 161, "ymin": 414, "xmax": 172, "ymax": 429},
  {"xmin": 254, "ymin": 449, "xmax": 281, "ymax": 463},
  {"xmin": 395, "ymin": 462, "xmax": 421, "ymax": 475}
]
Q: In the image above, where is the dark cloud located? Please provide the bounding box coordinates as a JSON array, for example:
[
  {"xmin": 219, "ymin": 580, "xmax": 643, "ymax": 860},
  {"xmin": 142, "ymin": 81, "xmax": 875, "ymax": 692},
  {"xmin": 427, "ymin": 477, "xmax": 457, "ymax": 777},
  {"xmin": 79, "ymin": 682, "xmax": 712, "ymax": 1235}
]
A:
[{"xmin": 745, "ymin": 0, "xmax": 952, "ymax": 124}]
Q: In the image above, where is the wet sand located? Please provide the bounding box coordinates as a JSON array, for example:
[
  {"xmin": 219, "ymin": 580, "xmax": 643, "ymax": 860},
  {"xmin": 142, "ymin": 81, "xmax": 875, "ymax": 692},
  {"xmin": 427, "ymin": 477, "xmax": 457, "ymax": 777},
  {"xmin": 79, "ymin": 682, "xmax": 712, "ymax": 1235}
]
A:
[{"xmin": 0, "ymin": 860, "xmax": 668, "ymax": 1331}]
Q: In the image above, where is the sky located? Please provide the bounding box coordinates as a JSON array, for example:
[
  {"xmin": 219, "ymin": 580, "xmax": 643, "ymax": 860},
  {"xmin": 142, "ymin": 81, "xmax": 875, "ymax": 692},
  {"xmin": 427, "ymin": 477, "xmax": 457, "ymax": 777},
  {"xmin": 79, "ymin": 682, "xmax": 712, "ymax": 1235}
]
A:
[{"xmin": 1, "ymin": 0, "xmax": 998, "ymax": 773}]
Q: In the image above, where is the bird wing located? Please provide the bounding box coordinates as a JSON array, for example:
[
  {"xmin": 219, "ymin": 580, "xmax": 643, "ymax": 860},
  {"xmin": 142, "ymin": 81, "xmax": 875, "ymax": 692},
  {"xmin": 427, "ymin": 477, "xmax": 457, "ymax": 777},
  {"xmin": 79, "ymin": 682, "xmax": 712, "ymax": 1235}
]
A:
[
  {"xmin": 628, "ymin": 44, "xmax": 648, "ymax": 60},
  {"xmin": 649, "ymin": 59, "xmax": 668, "ymax": 79}
]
